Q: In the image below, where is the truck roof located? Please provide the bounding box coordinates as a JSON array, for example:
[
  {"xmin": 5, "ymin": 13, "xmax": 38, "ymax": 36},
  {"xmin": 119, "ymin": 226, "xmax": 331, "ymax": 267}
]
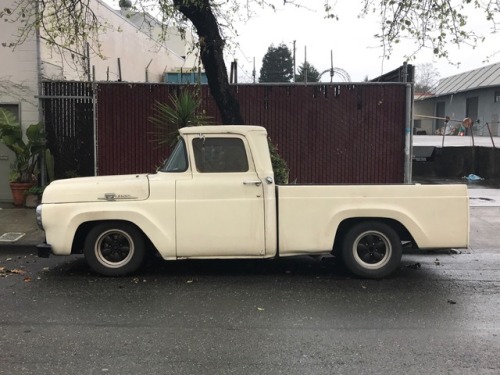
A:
[{"xmin": 179, "ymin": 125, "xmax": 266, "ymax": 135}]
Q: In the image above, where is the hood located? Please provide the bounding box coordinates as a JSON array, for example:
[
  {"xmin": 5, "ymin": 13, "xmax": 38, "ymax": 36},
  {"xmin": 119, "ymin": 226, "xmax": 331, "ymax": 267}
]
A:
[{"xmin": 42, "ymin": 174, "xmax": 150, "ymax": 204}]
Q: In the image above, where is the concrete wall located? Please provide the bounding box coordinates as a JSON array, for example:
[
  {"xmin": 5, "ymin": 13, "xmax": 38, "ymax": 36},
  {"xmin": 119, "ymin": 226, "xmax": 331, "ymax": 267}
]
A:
[
  {"xmin": 413, "ymin": 147, "xmax": 500, "ymax": 180},
  {"xmin": 124, "ymin": 11, "xmax": 199, "ymax": 69},
  {"xmin": 40, "ymin": 0, "xmax": 187, "ymax": 82},
  {"xmin": 0, "ymin": 0, "xmax": 40, "ymax": 201}
]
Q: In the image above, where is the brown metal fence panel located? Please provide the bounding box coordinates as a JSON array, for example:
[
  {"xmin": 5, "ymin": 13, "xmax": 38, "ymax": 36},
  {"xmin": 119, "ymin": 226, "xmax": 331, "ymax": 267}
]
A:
[
  {"xmin": 96, "ymin": 84, "xmax": 178, "ymax": 176},
  {"xmin": 95, "ymin": 83, "xmax": 406, "ymax": 183},
  {"xmin": 232, "ymin": 84, "xmax": 407, "ymax": 184}
]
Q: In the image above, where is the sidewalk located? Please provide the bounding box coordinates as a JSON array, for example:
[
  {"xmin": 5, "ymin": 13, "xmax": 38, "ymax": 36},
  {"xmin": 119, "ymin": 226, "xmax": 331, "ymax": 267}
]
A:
[
  {"xmin": 0, "ymin": 203, "xmax": 45, "ymax": 250},
  {"xmin": 0, "ymin": 188, "xmax": 499, "ymax": 251}
]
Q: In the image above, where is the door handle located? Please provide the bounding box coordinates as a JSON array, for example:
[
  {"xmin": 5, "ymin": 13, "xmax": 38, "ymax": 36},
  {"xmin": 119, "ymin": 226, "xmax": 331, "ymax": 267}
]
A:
[{"xmin": 243, "ymin": 181, "xmax": 262, "ymax": 186}]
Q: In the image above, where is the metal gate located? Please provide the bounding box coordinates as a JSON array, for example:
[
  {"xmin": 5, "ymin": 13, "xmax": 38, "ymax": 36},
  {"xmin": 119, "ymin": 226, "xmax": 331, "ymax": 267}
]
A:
[{"xmin": 42, "ymin": 81, "xmax": 94, "ymax": 179}]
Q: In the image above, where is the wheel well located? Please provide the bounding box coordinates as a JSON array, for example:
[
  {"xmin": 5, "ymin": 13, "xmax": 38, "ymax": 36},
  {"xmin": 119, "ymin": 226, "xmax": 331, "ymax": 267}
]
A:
[
  {"xmin": 333, "ymin": 217, "xmax": 415, "ymax": 252},
  {"xmin": 71, "ymin": 220, "xmax": 155, "ymax": 255}
]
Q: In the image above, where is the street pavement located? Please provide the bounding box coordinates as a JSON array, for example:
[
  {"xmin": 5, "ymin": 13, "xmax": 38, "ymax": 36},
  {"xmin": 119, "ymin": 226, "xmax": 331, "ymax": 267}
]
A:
[{"xmin": 0, "ymin": 187, "xmax": 499, "ymax": 374}]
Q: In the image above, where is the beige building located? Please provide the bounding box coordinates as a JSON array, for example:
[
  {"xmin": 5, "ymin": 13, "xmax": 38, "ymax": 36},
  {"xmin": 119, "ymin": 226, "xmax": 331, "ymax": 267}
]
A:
[{"xmin": 0, "ymin": 0, "xmax": 197, "ymax": 201}]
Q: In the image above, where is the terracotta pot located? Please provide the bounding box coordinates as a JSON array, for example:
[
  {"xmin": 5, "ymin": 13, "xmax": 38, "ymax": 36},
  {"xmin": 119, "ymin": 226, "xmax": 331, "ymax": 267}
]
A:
[{"xmin": 9, "ymin": 182, "xmax": 35, "ymax": 207}]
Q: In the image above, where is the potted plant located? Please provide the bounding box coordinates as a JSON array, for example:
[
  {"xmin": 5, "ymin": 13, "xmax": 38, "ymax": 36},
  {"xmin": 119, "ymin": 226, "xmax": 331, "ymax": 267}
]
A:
[{"xmin": 0, "ymin": 108, "xmax": 46, "ymax": 206}]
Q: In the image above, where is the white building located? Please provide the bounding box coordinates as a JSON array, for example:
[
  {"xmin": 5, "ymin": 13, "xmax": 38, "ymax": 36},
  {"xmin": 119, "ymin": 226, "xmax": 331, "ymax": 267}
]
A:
[{"xmin": 0, "ymin": 0, "xmax": 197, "ymax": 202}]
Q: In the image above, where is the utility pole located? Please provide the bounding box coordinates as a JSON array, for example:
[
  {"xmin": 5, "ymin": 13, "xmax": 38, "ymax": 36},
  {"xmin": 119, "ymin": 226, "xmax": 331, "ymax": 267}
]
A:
[
  {"xmin": 252, "ymin": 57, "xmax": 256, "ymax": 83},
  {"xmin": 330, "ymin": 50, "xmax": 334, "ymax": 83},
  {"xmin": 304, "ymin": 46, "xmax": 307, "ymax": 84},
  {"xmin": 292, "ymin": 40, "xmax": 296, "ymax": 82}
]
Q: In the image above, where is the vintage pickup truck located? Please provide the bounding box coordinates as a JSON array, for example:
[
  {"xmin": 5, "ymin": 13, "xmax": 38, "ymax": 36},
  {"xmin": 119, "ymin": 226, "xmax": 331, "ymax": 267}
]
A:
[{"xmin": 36, "ymin": 125, "xmax": 469, "ymax": 278}]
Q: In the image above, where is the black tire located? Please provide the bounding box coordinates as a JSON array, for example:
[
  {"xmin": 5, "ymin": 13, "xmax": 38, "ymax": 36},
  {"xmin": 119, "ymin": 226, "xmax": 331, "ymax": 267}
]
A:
[
  {"xmin": 84, "ymin": 222, "xmax": 146, "ymax": 276},
  {"xmin": 341, "ymin": 221, "xmax": 402, "ymax": 279}
]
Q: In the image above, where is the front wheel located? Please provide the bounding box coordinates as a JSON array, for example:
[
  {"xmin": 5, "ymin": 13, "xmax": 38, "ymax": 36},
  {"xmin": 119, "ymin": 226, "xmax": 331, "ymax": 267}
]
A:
[
  {"xmin": 84, "ymin": 222, "xmax": 146, "ymax": 276},
  {"xmin": 341, "ymin": 221, "xmax": 402, "ymax": 279}
]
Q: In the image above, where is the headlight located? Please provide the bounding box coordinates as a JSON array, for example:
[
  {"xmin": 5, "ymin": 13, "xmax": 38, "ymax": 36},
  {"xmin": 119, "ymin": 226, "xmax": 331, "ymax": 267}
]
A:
[{"xmin": 36, "ymin": 204, "xmax": 43, "ymax": 230}]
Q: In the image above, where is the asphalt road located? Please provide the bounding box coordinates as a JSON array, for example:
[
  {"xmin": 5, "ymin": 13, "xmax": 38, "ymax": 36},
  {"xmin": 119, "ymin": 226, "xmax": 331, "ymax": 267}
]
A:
[{"xmin": 1, "ymin": 244, "xmax": 499, "ymax": 375}]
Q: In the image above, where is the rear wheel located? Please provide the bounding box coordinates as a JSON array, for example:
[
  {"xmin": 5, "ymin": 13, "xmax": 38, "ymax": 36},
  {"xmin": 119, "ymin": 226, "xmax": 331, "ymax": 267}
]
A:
[
  {"xmin": 84, "ymin": 222, "xmax": 146, "ymax": 276},
  {"xmin": 342, "ymin": 221, "xmax": 402, "ymax": 278}
]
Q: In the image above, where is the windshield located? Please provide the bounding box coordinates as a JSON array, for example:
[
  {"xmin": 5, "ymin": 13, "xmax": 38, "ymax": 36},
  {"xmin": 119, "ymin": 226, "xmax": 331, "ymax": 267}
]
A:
[{"xmin": 159, "ymin": 139, "xmax": 188, "ymax": 172}]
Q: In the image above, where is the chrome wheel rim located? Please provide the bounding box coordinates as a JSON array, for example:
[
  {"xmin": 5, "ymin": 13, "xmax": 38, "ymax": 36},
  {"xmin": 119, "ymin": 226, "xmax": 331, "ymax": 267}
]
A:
[
  {"xmin": 94, "ymin": 229, "xmax": 134, "ymax": 268},
  {"xmin": 352, "ymin": 230, "xmax": 392, "ymax": 270}
]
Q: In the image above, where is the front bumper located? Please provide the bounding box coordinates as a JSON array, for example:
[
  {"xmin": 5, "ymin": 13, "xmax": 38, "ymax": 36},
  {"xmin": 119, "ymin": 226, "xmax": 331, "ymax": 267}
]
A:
[
  {"xmin": 37, "ymin": 242, "xmax": 52, "ymax": 258},
  {"xmin": 36, "ymin": 205, "xmax": 43, "ymax": 230}
]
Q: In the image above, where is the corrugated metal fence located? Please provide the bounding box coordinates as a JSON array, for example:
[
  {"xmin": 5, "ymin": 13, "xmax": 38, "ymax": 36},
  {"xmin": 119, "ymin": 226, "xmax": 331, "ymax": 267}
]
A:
[{"xmin": 95, "ymin": 83, "xmax": 407, "ymax": 183}]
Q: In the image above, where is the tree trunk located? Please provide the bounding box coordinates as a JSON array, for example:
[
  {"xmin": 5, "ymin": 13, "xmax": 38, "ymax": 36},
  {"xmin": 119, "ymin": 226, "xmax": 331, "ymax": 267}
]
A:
[{"xmin": 174, "ymin": 0, "xmax": 244, "ymax": 125}]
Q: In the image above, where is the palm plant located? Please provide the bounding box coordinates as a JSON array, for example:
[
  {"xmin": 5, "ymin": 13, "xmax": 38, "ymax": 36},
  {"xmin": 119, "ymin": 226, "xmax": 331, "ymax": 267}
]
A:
[
  {"xmin": 0, "ymin": 108, "xmax": 45, "ymax": 183},
  {"xmin": 149, "ymin": 89, "xmax": 212, "ymax": 146}
]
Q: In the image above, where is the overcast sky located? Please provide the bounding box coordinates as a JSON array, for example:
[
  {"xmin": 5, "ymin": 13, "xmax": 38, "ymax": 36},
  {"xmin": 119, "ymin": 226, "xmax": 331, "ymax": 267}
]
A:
[
  {"xmin": 231, "ymin": 2, "xmax": 499, "ymax": 83},
  {"xmin": 107, "ymin": 1, "xmax": 499, "ymax": 84}
]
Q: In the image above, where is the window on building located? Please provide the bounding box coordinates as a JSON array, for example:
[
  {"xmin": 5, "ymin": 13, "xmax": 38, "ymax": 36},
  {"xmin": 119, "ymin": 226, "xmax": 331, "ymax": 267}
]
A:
[
  {"xmin": 495, "ymin": 91, "xmax": 500, "ymax": 103},
  {"xmin": 435, "ymin": 101, "xmax": 445, "ymax": 132},
  {"xmin": 0, "ymin": 104, "xmax": 20, "ymax": 122},
  {"xmin": 193, "ymin": 137, "xmax": 249, "ymax": 173},
  {"xmin": 466, "ymin": 97, "xmax": 478, "ymax": 120}
]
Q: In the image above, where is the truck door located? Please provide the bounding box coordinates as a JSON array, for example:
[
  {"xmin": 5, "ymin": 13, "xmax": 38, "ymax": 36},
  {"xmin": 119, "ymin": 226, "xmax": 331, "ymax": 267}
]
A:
[{"xmin": 175, "ymin": 135, "xmax": 266, "ymax": 257}]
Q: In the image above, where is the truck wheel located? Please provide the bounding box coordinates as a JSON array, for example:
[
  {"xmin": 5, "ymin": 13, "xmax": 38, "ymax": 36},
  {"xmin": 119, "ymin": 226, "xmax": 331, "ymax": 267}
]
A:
[
  {"xmin": 342, "ymin": 221, "xmax": 402, "ymax": 279},
  {"xmin": 84, "ymin": 222, "xmax": 146, "ymax": 276}
]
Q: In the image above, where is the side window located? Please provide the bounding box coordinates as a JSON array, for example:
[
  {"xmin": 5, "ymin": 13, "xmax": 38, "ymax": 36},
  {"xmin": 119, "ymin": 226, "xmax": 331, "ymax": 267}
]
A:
[
  {"xmin": 193, "ymin": 137, "xmax": 249, "ymax": 173},
  {"xmin": 160, "ymin": 138, "xmax": 188, "ymax": 172}
]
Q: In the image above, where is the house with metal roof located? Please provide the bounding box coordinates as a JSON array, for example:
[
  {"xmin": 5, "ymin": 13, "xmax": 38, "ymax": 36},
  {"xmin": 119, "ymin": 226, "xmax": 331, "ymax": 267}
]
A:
[{"xmin": 414, "ymin": 63, "xmax": 500, "ymax": 136}]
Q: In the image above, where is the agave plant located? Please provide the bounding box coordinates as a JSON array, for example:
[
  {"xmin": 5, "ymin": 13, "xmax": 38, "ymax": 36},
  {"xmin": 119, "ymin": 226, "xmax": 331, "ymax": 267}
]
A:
[
  {"xmin": 149, "ymin": 89, "xmax": 213, "ymax": 146},
  {"xmin": 0, "ymin": 108, "xmax": 45, "ymax": 183},
  {"xmin": 148, "ymin": 88, "xmax": 290, "ymax": 184}
]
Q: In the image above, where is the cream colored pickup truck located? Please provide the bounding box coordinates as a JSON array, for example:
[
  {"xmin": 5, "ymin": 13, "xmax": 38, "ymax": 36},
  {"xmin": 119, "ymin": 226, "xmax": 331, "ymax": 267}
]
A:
[{"xmin": 36, "ymin": 125, "xmax": 469, "ymax": 278}]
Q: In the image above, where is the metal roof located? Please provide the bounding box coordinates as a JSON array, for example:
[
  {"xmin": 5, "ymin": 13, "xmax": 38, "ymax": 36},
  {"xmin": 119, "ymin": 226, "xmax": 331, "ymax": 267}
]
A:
[{"xmin": 433, "ymin": 62, "xmax": 500, "ymax": 97}]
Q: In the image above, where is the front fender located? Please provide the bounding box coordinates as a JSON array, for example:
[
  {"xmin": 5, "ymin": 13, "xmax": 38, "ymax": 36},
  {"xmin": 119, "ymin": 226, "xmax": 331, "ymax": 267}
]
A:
[{"xmin": 41, "ymin": 201, "xmax": 176, "ymax": 259}]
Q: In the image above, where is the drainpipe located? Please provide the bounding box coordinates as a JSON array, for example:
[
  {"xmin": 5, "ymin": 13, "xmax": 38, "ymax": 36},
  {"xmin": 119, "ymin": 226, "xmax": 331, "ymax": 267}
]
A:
[
  {"xmin": 86, "ymin": 42, "xmax": 91, "ymax": 81},
  {"xmin": 145, "ymin": 59, "xmax": 152, "ymax": 82},
  {"xmin": 35, "ymin": 0, "xmax": 46, "ymax": 186}
]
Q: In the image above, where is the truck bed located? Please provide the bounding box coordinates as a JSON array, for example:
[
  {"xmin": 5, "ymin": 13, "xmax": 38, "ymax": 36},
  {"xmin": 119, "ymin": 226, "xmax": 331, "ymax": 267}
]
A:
[{"xmin": 277, "ymin": 184, "xmax": 469, "ymax": 256}]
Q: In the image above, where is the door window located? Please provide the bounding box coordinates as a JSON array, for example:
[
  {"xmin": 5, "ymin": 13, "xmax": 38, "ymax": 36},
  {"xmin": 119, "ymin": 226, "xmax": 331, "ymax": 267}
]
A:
[{"xmin": 192, "ymin": 137, "xmax": 249, "ymax": 173}]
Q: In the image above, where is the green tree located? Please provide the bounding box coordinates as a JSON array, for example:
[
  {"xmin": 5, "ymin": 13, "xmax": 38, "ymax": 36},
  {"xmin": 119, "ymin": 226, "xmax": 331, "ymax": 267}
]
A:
[
  {"xmin": 0, "ymin": 108, "xmax": 45, "ymax": 183},
  {"xmin": 295, "ymin": 62, "xmax": 320, "ymax": 83},
  {"xmin": 259, "ymin": 43, "xmax": 294, "ymax": 83}
]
